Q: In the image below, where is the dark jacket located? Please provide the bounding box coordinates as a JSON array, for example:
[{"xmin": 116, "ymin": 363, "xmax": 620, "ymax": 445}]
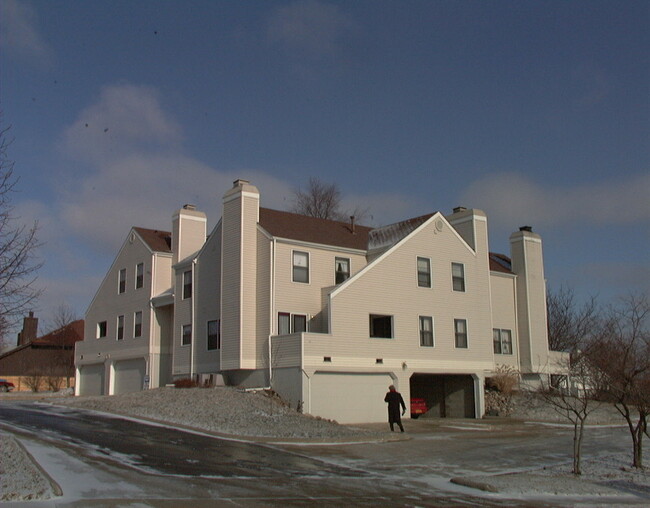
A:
[{"xmin": 384, "ymin": 390, "xmax": 406, "ymax": 422}]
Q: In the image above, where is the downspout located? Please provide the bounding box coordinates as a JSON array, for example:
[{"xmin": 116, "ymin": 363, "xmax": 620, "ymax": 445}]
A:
[
  {"xmin": 269, "ymin": 238, "xmax": 277, "ymax": 385},
  {"xmin": 190, "ymin": 258, "xmax": 197, "ymax": 380}
]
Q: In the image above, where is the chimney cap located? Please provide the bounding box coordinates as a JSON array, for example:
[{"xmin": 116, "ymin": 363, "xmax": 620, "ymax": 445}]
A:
[
  {"xmin": 182, "ymin": 204, "xmax": 197, "ymax": 211},
  {"xmin": 519, "ymin": 225, "xmax": 533, "ymax": 232},
  {"xmin": 233, "ymin": 179, "xmax": 250, "ymax": 187},
  {"xmin": 453, "ymin": 206, "xmax": 467, "ymax": 213}
]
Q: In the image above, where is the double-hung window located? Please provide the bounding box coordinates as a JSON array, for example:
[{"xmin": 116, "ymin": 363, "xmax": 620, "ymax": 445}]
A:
[
  {"xmin": 207, "ymin": 320, "xmax": 220, "ymax": 350},
  {"xmin": 118, "ymin": 268, "xmax": 126, "ymax": 294},
  {"xmin": 417, "ymin": 257, "xmax": 431, "ymax": 288},
  {"xmin": 292, "ymin": 251, "xmax": 309, "ymax": 283},
  {"xmin": 335, "ymin": 257, "xmax": 350, "ymax": 284},
  {"xmin": 134, "ymin": 311, "xmax": 142, "ymax": 337},
  {"xmin": 117, "ymin": 315, "xmax": 124, "ymax": 341},
  {"xmin": 182, "ymin": 324, "xmax": 192, "ymax": 346},
  {"xmin": 493, "ymin": 329, "xmax": 513, "ymax": 355},
  {"xmin": 183, "ymin": 270, "xmax": 192, "ymax": 299},
  {"xmin": 370, "ymin": 314, "xmax": 393, "ymax": 338},
  {"xmin": 135, "ymin": 263, "xmax": 144, "ymax": 289},
  {"xmin": 452, "ymin": 263, "xmax": 465, "ymax": 292},
  {"xmin": 454, "ymin": 318, "xmax": 468, "ymax": 348},
  {"xmin": 419, "ymin": 316, "xmax": 434, "ymax": 347}
]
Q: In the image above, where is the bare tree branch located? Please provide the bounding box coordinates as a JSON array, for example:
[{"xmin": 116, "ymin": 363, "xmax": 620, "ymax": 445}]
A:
[{"xmin": 290, "ymin": 177, "xmax": 370, "ymax": 224}]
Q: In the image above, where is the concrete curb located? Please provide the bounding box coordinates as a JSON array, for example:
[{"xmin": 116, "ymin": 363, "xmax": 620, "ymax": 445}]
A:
[{"xmin": 13, "ymin": 437, "xmax": 63, "ymax": 497}]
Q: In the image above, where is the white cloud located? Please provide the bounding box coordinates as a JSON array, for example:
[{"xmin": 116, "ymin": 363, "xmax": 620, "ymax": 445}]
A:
[
  {"xmin": 459, "ymin": 171, "xmax": 650, "ymax": 231},
  {"xmin": 267, "ymin": 0, "xmax": 355, "ymax": 58},
  {"xmin": 0, "ymin": 0, "xmax": 53, "ymax": 64},
  {"xmin": 60, "ymin": 84, "xmax": 183, "ymax": 165}
]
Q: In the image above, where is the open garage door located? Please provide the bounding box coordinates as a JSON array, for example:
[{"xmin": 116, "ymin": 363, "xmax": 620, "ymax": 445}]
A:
[
  {"xmin": 410, "ymin": 374, "xmax": 475, "ymax": 418},
  {"xmin": 310, "ymin": 372, "xmax": 393, "ymax": 424},
  {"xmin": 114, "ymin": 358, "xmax": 146, "ymax": 394},
  {"xmin": 79, "ymin": 363, "xmax": 105, "ymax": 396}
]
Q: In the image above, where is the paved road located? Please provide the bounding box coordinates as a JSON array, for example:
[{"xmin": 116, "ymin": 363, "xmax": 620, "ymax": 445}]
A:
[{"xmin": 1, "ymin": 401, "xmax": 529, "ymax": 507}]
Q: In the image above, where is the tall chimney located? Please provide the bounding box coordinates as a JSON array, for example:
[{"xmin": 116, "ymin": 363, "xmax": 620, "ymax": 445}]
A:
[
  {"xmin": 350, "ymin": 216, "xmax": 356, "ymax": 234},
  {"xmin": 17, "ymin": 311, "xmax": 38, "ymax": 346}
]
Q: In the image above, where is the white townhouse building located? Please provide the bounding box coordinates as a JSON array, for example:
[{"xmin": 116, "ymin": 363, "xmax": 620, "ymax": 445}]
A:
[{"xmin": 75, "ymin": 179, "xmax": 564, "ymax": 423}]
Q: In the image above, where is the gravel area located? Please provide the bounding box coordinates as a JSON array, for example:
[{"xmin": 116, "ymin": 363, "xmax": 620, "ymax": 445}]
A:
[
  {"xmin": 54, "ymin": 386, "xmax": 386, "ymax": 441},
  {"xmin": 0, "ymin": 435, "xmax": 60, "ymax": 502}
]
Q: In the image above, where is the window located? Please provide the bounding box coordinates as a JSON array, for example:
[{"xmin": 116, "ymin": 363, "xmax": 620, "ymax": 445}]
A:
[
  {"xmin": 292, "ymin": 251, "xmax": 309, "ymax": 283},
  {"xmin": 417, "ymin": 257, "xmax": 431, "ymax": 288},
  {"xmin": 97, "ymin": 321, "xmax": 107, "ymax": 339},
  {"xmin": 292, "ymin": 314, "xmax": 307, "ymax": 333},
  {"xmin": 117, "ymin": 315, "xmax": 124, "ymax": 341},
  {"xmin": 118, "ymin": 268, "xmax": 126, "ymax": 294},
  {"xmin": 452, "ymin": 263, "xmax": 465, "ymax": 292},
  {"xmin": 278, "ymin": 312, "xmax": 307, "ymax": 334},
  {"xmin": 419, "ymin": 316, "xmax": 434, "ymax": 347},
  {"xmin": 182, "ymin": 324, "xmax": 192, "ymax": 346},
  {"xmin": 493, "ymin": 328, "xmax": 513, "ymax": 355},
  {"xmin": 278, "ymin": 312, "xmax": 291, "ymax": 335},
  {"xmin": 454, "ymin": 319, "xmax": 468, "ymax": 348},
  {"xmin": 207, "ymin": 320, "xmax": 220, "ymax": 350},
  {"xmin": 370, "ymin": 314, "xmax": 393, "ymax": 338},
  {"xmin": 335, "ymin": 257, "xmax": 350, "ymax": 284},
  {"xmin": 134, "ymin": 311, "xmax": 142, "ymax": 337},
  {"xmin": 135, "ymin": 263, "xmax": 144, "ymax": 289},
  {"xmin": 183, "ymin": 270, "xmax": 192, "ymax": 299}
]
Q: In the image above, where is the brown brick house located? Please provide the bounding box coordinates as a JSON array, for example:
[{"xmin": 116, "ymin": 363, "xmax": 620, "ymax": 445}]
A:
[{"xmin": 0, "ymin": 313, "xmax": 84, "ymax": 391}]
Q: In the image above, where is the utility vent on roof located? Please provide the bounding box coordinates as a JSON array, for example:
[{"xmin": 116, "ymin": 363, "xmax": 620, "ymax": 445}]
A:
[{"xmin": 183, "ymin": 204, "xmax": 196, "ymax": 210}]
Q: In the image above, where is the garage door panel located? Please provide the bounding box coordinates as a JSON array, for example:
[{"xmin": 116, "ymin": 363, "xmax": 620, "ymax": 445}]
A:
[
  {"xmin": 310, "ymin": 372, "xmax": 393, "ymax": 424},
  {"xmin": 114, "ymin": 359, "xmax": 146, "ymax": 394},
  {"xmin": 79, "ymin": 364, "xmax": 105, "ymax": 396}
]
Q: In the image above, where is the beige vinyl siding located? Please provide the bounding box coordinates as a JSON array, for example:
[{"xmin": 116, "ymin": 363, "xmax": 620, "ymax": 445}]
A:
[
  {"xmin": 270, "ymin": 333, "xmax": 302, "ymax": 368},
  {"xmin": 489, "ymin": 272, "xmax": 519, "ymax": 369},
  {"xmin": 320, "ymin": 216, "xmax": 493, "ymax": 371},
  {"xmin": 79, "ymin": 231, "xmax": 157, "ymax": 364},
  {"xmin": 149, "ymin": 252, "xmax": 172, "ymax": 357},
  {"xmin": 221, "ymin": 197, "xmax": 242, "ymax": 370},
  {"xmin": 172, "ymin": 268, "xmax": 193, "ymax": 376},
  {"xmin": 194, "ymin": 223, "xmax": 222, "ymax": 373},
  {"xmin": 255, "ymin": 229, "xmax": 271, "ymax": 367},
  {"xmin": 240, "ymin": 195, "xmax": 259, "ymax": 368},
  {"xmin": 273, "ymin": 241, "xmax": 367, "ymax": 334}
]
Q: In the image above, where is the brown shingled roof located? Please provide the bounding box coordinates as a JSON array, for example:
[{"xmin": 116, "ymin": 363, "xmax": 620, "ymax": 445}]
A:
[
  {"xmin": 134, "ymin": 227, "xmax": 172, "ymax": 253},
  {"xmin": 489, "ymin": 252, "xmax": 513, "ymax": 274},
  {"xmin": 259, "ymin": 208, "xmax": 372, "ymax": 250}
]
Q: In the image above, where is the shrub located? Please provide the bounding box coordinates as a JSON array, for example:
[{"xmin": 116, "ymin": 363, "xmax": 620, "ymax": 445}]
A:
[{"xmin": 173, "ymin": 378, "xmax": 199, "ymax": 388}]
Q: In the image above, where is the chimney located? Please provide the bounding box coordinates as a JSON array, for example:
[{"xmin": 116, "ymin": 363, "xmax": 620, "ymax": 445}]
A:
[
  {"xmin": 172, "ymin": 205, "xmax": 207, "ymax": 266},
  {"xmin": 17, "ymin": 311, "xmax": 38, "ymax": 346},
  {"xmin": 350, "ymin": 216, "xmax": 356, "ymax": 234}
]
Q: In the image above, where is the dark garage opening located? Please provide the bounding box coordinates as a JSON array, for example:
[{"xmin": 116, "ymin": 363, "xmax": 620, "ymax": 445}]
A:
[{"xmin": 410, "ymin": 374, "xmax": 475, "ymax": 418}]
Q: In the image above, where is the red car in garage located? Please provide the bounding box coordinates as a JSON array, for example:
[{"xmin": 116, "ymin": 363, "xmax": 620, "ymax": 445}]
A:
[
  {"xmin": 0, "ymin": 379, "xmax": 15, "ymax": 392},
  {"xmin": 410, "ymin": 397, "xmax": 427, "ymax": 418}
]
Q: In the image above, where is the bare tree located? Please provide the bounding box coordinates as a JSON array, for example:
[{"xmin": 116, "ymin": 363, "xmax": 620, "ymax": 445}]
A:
[
  {"xmin": 49, "ymin": 303, "xmax": 79, "ymax": 388},
  {"xmin": 290, "ymin": 177, "xmax": 370, "ymax": 224},
  {"xmin": 537, "ymin": 349, "xmax": 605, "ymax": 475},
  {"xmin": 590, "ymin": 293, "xmax": 649, "ymax": 469},
  {"xmin": 547, "ymin": 286, "xmax": 599, "ymax": 352},
  {"xmin": 0, "ymin": 125, "xmax": 42, "ymax": 346}
]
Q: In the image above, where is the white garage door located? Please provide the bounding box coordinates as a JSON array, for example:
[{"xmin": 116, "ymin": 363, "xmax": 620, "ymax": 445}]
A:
[
  {"xmin": 114, "ymin": 358, "xmax": 146, "ymax": 394},
  {"xmin": 79, "ymin": 364, "xmax": 105, "ymax": 396},
  {"xmin": 310, "ymin": 372, "xmax": 394, "ymax": 424}
]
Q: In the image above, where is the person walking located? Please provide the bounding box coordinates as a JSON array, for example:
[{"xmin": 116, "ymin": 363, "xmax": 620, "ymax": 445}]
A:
[{"xmin": 384, "ymin": 385, "xmax": 406, "ymax": 432}]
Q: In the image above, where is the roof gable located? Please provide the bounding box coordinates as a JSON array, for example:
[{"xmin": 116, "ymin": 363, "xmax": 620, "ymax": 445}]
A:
[
  {"xmin": 33, "ymin": 319, "xmax": 84, "ymax": 347},
  {"xmin": 259, "ymin": 208, "xmax": 371, "ymax": 251}
]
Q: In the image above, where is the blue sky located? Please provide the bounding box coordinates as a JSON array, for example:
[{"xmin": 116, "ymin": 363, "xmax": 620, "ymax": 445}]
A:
[{"xmin": 1, "ymin": 0, "xmax": 648, "ymax": 334}]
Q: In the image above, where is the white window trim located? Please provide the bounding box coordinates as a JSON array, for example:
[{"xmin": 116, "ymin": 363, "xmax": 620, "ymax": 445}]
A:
[
  {"xmin": 291, "ymin": 250, "xmax": 310, "ymax": 284},
  {"xmin": 454, "ymin": 318, "xmax": 469, "ymax": 349},
  {"xmin": 452, "ymin": 262, "xmax": 466, "ymax": 292},
  {"xmin": 417, "ymin": 256, "xmax": 432, "ymax": 289},
  {"xmin": 418, "ymin": 315, "xmax": 435, "ymax": 347},
  {"xmin": 369, "ymin": 314, "xmax": 394, "ymax": 339}
]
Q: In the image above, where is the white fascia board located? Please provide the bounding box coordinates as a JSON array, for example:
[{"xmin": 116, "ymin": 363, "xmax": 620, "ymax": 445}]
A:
[
  {"xmin": 490, "ymin": 271, "xmax": 516, "ymax": 279},
  {"xmin": 510, "ymin": 235, "xmax": 542, "ymax": 245},
  {"xmin": 271, "ymin": 236, "xmax": 367, "ymax": 257},
  {"xmin": 257, "ymin": 223, "xmax": 274, "ymax": 241},
  {"xmin": 173, "ymin": 252, "xmax": 200, "ymax": 270},
  {"xmin": 330, "ymin": 212, "xmax": 473, "ymax": 299},
  {"xmin": 222, "ymin": 190, "xmax": 260, "ymax": 205}
]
